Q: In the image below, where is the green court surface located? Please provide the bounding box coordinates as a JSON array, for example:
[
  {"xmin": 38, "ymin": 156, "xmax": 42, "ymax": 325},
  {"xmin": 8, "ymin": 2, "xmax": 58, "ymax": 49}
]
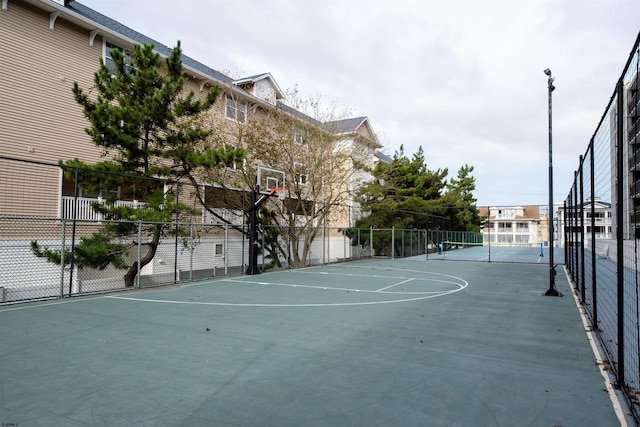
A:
[
  {"xmin": 426, "ymin": 242, "xmax": 566, "ymax": 264},
  {"xmin": 0, "ymin": 259, "xmax": 630, "ymax": 426}
]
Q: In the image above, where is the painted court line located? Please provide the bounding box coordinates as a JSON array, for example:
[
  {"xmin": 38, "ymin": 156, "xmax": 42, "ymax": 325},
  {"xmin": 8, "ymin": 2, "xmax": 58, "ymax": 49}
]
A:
[
  {"xmin": 223, "ymin": 278, "xmax": 367, "ymax": 293},
  {"xmin": 102, "ymin": 270, "xmax": 468, "ymax": 307},
  {"xmin": 0, "ymin": 295, "xmax": 107, "ymax": 312},
  {"xmin": 105, "ymin": 291, "xmax": 463, "ymax": 307},
  {"xmin": 376, "ymin": 278, "xmax": 414, "ymax": 292},
  {"xmin": 1, "ymin": 265, "xmax": 468, "ymax": 309},
  {"xmin": 222, "ymin": 278, "xmax": 449, "ymax": 295},
  {"xmin": 297, "ymin": 270, "xmax": 415, "ymax": 280}
]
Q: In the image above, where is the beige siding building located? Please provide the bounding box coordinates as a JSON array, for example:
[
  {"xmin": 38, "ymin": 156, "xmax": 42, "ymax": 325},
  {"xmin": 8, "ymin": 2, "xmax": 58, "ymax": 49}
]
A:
[{"xmin": 0, "ymin": 0, "xmax": 381, "ymax": 226}]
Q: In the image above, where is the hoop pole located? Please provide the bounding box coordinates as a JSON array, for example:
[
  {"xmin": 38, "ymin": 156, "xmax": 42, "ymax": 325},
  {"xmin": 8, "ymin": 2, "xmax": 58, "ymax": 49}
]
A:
[{"xmin": 246, "ymin": 187, "xmax": 285, "ymax": 275}]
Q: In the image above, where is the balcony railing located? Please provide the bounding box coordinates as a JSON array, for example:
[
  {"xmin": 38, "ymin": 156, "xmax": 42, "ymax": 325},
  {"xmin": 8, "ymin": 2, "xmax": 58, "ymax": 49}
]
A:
[{"xmin": 61, "ymin": 196, "xmax": 144, "ymax": 220}]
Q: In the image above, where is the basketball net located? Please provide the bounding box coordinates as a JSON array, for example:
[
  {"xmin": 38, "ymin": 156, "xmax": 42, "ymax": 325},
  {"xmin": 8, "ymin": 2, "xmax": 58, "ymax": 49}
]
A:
[{"xmin": 269, "ymin": 187, "xmax": 287, "ymax": 200}]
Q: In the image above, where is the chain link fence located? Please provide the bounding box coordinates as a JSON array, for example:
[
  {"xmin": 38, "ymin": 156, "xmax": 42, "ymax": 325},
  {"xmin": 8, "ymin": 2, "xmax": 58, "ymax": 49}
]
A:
[
  {"xmin": 0, "ymin": 216, "xmax": 380, "ymax": 304},
  {"xmin": 564, "ymin": 32, "xmax": 640, "ymax": 420},
  {"xmin": 5, "ymin": 216, "xmax": 551, "ymax": 305},
  {"xmin": 0, "ymin": 154, "xmax": 560, "ymax": 305}
]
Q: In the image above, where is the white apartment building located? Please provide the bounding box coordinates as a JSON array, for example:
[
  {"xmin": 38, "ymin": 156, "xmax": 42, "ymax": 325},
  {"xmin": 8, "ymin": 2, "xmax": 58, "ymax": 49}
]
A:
[
  {"xmin": 555, "ymin": 198, "xmax": 613, "ymax": 247},
  {"xmin": 479, "ymin": 206, "xmax": 543, "ymax": 245}
]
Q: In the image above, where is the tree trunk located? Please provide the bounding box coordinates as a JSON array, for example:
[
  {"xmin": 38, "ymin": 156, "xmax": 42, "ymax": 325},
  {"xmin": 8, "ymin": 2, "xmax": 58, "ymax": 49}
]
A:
[{"xmin": 123, "ymin": 225, "xmax": 162, "ymax": 287}]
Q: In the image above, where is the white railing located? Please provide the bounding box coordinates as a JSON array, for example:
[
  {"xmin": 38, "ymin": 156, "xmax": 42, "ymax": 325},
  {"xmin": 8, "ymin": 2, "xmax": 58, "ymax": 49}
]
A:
[{"xmin": 61, "ymin": 196, "xmax": 144, "ymax": 220}]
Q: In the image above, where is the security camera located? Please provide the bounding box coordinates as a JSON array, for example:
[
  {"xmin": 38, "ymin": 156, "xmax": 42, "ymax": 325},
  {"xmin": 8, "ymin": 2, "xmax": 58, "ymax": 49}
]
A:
[{"xmin": 544, "ymin": 68, "xmax": 551, "ymax": 76}]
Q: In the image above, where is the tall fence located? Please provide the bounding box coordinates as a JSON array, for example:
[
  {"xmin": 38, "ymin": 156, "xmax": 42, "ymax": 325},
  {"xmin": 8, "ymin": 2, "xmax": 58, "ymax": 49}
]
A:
[
  {"xmin": 0, "ymin": 155, "xmax": 444, "ymax": 304},
  {"xmin": 0, "ymin": 218, "xmax": 466, "ymax": 304},
  {"xmin": 564, "ymin": 32, "xmax": 640, "ymax": 420},
  {"xmin": 0, "ymin": 217, "xmax": 376, "ymax": 303},
  {"xmin": 0, "ymin": 217, "xmax": 559, "ymax": 306}
]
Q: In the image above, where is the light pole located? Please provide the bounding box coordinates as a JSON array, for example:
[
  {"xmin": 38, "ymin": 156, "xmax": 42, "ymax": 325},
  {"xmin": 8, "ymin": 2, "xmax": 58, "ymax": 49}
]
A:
[{"xmin": 544, "ymin": 68, "xmax": 560, "ymax": 296}]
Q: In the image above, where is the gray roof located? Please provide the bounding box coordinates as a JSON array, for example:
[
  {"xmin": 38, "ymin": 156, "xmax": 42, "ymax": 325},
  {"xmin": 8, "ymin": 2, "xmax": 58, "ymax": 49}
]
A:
[
  {"xmin": 64, "ymin": 1, "xmax": 377, "ymax": 141},
  {"xmin": 375, "ymin": 151, "xmax": 392, "ymax": 163},
  {"xmin": 67, "ymin": 1, "xmax": 231, "ymax": 84},
  {"xmin": 326, "ymin": 117, "xmax": 368, "ymax": 134},
  {"xmin": 275, "ymin": 101, "xmax": 324, "ymax": 128},
  {"xmin": 274, "ymin": 105, "xmax": 372, "ymax": 139},
  {"xmin": 235, "ymin": 73, "xmax": 274, "ymax": 82}
]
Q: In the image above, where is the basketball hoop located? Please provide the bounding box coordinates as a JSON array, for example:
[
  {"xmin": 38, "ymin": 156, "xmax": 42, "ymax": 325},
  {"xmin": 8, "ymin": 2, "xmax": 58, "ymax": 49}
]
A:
[{"xmin": 269, "ymin": 187, "xmax": 287, "ymax": 200}]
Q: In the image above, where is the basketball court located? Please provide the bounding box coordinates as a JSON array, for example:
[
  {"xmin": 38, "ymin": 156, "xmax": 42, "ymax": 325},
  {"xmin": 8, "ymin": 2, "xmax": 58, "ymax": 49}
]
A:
[{"xmin": 0, "ymin": 259, "xmax": 631, "ymax": 426}]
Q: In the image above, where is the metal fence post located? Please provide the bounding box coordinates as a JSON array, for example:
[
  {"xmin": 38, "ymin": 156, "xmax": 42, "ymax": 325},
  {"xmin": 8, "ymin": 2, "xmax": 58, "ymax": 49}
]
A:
[
  {"xmin": 224, "ymin": 223, "xmax": 229, "ymax": 276},
  {"xmin": 370, "ymin": 226, "xmax": 373, "ymax": 258},
  {"xmin": 174, "ymin": 183, "xmax": 180, "ymax": 284},
  {"xmin": 392, "ymin": 226, "xmax": 395, "ymax": 259},
  {"xmin": 573, "ymin": 174, "xmax": 579, "ymax": 287},
  {"xmin": 261, "ymin": 229, "xmax": 265, "ymax": 271},
  {"xmin": 136, "ymin": 220, "xmax": 142, "ymax": 289},
  {"xmin": 425, "ymin": 229, "xmax": 429, "ymax": 260},
  {"xmin": 60, "ymin": 218, "xmax": 66, "ymax": 297},
  {"xmin": 572, "ymin": 193, "xmax": 575, "ymax": 279},
  {"xmin": 344, "ymin": 228, "xmax": 348, "ymax": 260},
  {"xmin": 410, "ymin": 230, "xmax": 414, "ymax": 256},
  {"xmin": 579, "ymin": 155, "xmax": 585, "ymax": 303},
  {"xmin": 287, "ymin": 226, "xmax": 291, "ymax": 268},
  {"xmin": 589, "ymin": 140, "xmax": 598, "ymax": 327},
  {"xmin": 322, "ymin": 220, "xmax": 326, "ymax": 264},
  {"xmin": 69, "ymin": 167, "xmax": 79, "ymax": 297},
  {"xmin": 615, "ymin": 78, "xmax": 625, "ymax": 388},
  {"xmin": 327, "ymin": 225, "xmax": 330, "ymax": 264},
  {"xmin": 566, "ymin": 196, "xmax": 571, "ymax": 277},
  {"xmin": 189, "ymin": 223, "xmax": 194, "ymax": 282},
  {"xmin": 563, "ymin": 200, "xmax": 568, "ymax": 274},
  {"xmin": 423, "ymin": 229, "xmax": 427, "ymax": 257},
  {"xmin": 488, "ymin": 220, "xmax": 491, "ymax": 263}
]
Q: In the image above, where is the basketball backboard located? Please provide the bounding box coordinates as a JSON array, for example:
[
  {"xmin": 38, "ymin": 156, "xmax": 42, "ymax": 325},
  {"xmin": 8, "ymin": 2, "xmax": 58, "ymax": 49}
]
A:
[{"xmin": 256, "ymin": 165, "xmax": 285, "ymax": 195}]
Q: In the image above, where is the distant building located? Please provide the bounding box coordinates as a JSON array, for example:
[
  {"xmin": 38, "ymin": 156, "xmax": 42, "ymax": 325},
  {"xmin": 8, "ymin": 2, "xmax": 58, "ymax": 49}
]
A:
[
  {"xmin": 624, "ymin": 68, "xmax": 640, "ymax": 238},
  {"xmin": 479, "ymin": 206, "xmax": 544, "ymax": 245},
  {"xmin": 556, "ymin": 198, "xmax": 613, "ymax": 247}
]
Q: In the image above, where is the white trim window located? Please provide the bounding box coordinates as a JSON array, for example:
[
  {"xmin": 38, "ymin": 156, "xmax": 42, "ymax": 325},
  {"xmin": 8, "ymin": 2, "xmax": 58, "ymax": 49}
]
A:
[
  {"xmin": 214, "ymin": 243, "xmax": 224, "ymax": 257},
  {"xmin": 294, "ymin": 163, "xmax": 308, "ymax": 185},
  {"xmin": 104, "ymin": 41, "xmax": 132, "ymax": 74},
  {"xmin": 294, "ymin": 128, "xmax": 306, "ymax": 145},
  {"xmin": 226, "ymin": 95, "xmax": 247, "ymax": 123}
]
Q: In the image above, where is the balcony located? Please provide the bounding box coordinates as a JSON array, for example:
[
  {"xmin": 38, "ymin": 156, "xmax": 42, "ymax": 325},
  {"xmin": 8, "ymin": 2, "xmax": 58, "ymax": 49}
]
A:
[{"xmin": 61, "ymin": 196, "xmax": 144, "ymax": 220}]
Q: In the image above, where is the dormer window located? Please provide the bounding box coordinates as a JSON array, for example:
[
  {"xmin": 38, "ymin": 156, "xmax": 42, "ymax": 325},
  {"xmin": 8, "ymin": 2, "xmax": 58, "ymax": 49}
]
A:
[
  {"xmin": 232, "ymin": 73, "xmax": 283, "ymax": 105},
  {"xmin": 226, "ymin": 95, "xmax": 247, "ymax": 123}
]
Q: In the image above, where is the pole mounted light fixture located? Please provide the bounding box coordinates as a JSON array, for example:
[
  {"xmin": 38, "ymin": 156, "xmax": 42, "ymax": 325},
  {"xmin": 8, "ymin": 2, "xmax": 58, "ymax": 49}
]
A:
[
  {"xmin": 544, "ymin": 68, "xmax": 556, "ymax": 91},
  {"xmin": 544, "ymin": 68, "xmax": 561, "ymax": 297}
]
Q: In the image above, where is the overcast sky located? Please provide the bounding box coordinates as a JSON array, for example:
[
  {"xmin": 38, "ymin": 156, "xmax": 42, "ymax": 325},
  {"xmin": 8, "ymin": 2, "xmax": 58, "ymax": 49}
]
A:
[{"xmin": 80, "ymin": 0, "xmax": 639, "ymax": 207}]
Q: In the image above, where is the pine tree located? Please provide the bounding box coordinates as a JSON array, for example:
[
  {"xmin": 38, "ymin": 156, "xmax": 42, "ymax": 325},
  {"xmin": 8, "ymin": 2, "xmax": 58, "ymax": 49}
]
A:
[
  {"xmin": 444, "ymin": 164, "xmax": 482, "ymax": 231},
  {"xmin": 354, "ymin": 146, "xmax": 449, "ymax": 230},
  {"xmin": 349, "ymin": 146, "xmax": 481, "ymax": 255},
  {"xmin": 32, "ymin": 41, "xmax": 242, "ymax": 287}
]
